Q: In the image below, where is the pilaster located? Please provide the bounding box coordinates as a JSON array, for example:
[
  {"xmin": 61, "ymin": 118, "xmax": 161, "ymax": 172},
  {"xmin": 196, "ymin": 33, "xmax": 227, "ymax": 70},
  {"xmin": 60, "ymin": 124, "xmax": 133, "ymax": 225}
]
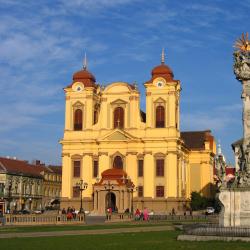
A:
[
  {"xmin": 144, "ymin": 152, "xmax": 154, "ymax": 198},
  {"xmin": 99, "ymin": 152, "xmax": 109, "ymax": 172},
  {"xmin": 61, "ymin": 153, "xmax": 72, "ymax": 198},
  {"xmin": 82, "ymin": 154, "xmax": 93, "ymax": 197},
  {"xmin": 126, "ymin": 152, "xmax": 138, "ymax": 189},
  {"xmin": 167, "ymin": 152, "xmax": 177, "ymax": 197}
]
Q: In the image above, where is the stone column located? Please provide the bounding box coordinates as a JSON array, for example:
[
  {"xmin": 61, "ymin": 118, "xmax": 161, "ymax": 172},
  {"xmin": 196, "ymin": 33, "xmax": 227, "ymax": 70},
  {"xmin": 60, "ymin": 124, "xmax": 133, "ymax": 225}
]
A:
[
  {"xmin": 168, "ymin": 91, "xmax": 176, "ymax": 127},
  {"xmin": 85, "ymin": 95, "xmax": 93, "ymax": 128},
  {"xmin": 234, "ymin": 50, "xmax": 250, "ymax": 174},
  {"xmin": 99, "ymin": 152, "xmax": 109, "ymax": 176},
  {"xmin": 61, "ymin": 153, "xmax": 72, "ymax": 198},
  {"xmin": 82, "ymin": 154, "xmax": 92, "ymax": 198},
  {"xmin": 100, "ymin": 97, "xmax": 108, "ymax": 128},
  {"xmin": 144, "ymin": 152, "xmax": 154, "ymax": 198},
  {"xmin": 146, "ymin": 92, "xmax": 153, "ymax": 128},
  {"xmin": 126, "ymin": 152, "xmax": 138, "ymax": 188},
  {"xmin": 167, "ymin": 153, "xmax": 177, "ymax": 198},
  {"xmin": 65, "ymin": 96, "xmax": 71, "ymax": 130}
]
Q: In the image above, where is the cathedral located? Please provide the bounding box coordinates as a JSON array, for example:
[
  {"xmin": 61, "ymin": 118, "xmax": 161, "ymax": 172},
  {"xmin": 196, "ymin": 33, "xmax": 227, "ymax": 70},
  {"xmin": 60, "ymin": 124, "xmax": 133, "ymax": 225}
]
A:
[{"xmin": 60, "ymin": 51, "xmax": 216, "ymax": 214}]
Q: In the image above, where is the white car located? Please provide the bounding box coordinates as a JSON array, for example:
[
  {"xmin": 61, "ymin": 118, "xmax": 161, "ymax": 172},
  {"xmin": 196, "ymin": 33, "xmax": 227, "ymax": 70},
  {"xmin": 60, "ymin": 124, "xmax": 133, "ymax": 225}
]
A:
[{"xmin": 205, "ymin": 207, "xmax": 215, "ymax": 215}]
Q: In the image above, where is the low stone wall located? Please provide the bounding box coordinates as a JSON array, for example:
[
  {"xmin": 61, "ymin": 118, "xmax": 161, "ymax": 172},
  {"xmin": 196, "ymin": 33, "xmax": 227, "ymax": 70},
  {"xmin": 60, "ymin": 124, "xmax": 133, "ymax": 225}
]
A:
[
  {"xmin": 4, "ymin": 214, "xmax": 85, "ymax": 226},
  {"xmin": 149, "ymin": 214, "xmax": 211, "ymax": 222}
]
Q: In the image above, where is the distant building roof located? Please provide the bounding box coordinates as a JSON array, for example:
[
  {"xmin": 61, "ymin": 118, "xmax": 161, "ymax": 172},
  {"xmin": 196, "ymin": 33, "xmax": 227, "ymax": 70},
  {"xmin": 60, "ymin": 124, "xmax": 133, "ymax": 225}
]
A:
[
  {"xmin": 226, "ymin": 166, "xmax": 236, "ymax": 176},
  {"xmin": 0, "ymin": 157, "xmax": 42, "ymax": 178},
  {"xmin": 0, "ymin": 157, "xmax": 62, "ymax": 178},
  {"xmin": 181, "ymin": 130, "xmax": 214, "ymax": 150},
  {"xmin": 47, "ymin": 166, "xmax": 62, "ymax": 175}
]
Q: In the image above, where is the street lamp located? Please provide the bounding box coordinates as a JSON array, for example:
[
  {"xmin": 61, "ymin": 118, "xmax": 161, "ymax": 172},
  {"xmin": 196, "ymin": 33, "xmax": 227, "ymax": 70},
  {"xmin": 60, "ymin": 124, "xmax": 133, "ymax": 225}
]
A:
[
  {"xmin": 126, "ymin": 176, "xmax": 137, "ymax": 214},
  {"xmin": 128, "ymin": 185, "xmax": 137, "ymax": 214},
  {"xmin": 28, "ymin": 197, "xmax": 32, "ymax": 211},
  {"xmin": 76, "ymin": 179, "xmax": 88, "ymax": 214},
  {"xmin": 104, "ymin": 181, "xmax": 114, "ymax": 210}
]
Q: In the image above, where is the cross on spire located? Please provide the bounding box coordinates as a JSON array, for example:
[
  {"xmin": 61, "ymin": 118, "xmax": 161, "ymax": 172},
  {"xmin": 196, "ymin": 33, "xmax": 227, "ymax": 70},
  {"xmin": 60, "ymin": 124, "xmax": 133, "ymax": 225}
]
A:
[
  {"xmin": 83, "ymin": 52, "xmax": 87, "ymax": 70},
  {"xmin": 161, "ymin": 48, "xmax": 165, "ymax": 64}
]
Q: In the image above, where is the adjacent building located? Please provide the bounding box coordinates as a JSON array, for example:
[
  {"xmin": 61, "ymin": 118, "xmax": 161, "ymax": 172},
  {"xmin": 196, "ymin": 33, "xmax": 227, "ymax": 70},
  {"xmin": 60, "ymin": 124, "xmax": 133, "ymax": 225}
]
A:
[
  {"xmin": 60, "ymin": 52, "xmax": 216, "ymax": 214},
  {"xmin": 0, "ymin": 157, "xmax": 61, "ymax": 213}
]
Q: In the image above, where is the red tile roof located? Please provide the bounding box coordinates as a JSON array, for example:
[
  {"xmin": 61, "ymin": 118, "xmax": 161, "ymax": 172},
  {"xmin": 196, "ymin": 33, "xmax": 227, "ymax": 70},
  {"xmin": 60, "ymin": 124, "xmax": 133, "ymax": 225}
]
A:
[
  {"xmin": 226, "ymin": 166, "xmax": 235, "ymax": 176},
  {"xmin": 0, "ymin": 157, "xmax": 62, "ymax": 177},
  {"xmin": 181, "ymin": 130, "xmax": 214, "ymax": 150},
  {"xmin": 0, "ymin": 157, "xmax": 42, "ymax": 178}
]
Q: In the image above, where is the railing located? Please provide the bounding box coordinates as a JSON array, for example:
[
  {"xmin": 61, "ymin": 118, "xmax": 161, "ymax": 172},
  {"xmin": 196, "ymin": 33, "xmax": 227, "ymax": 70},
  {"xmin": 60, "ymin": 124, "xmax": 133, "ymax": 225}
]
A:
[
  {"xmin": 3, "ymin": 214, "xmax": 85, "ymax": 226},
  {"xmin": 149, "ymin": 214, "xmax": 217, "ymax": 222},
  {"xmin": 106, "ymin": 213, "xmax": 133, "ymax": 221}
]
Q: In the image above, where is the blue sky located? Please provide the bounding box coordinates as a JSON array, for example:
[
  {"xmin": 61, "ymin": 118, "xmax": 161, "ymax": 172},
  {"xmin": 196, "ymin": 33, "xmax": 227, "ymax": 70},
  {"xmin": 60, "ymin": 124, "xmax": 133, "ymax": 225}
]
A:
[{"xmin": 0, "ymin": 0, "xmax": 249, "ymax": 165}]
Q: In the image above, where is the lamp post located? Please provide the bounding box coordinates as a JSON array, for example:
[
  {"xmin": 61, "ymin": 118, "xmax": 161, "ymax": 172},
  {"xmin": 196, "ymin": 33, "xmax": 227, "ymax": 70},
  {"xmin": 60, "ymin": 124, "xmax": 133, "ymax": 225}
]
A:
[
  {"xmin": 104, "ymin": 181, "xmax": 114, "ymax": 210},
  {"xmin": 128, "ymin": 185, "xmax": 137, "ymax": 215},
  {"xmin": 28, "ymin": 197, "xmax": 32, "ymax": 211},
  {"xmin": 76, "ymin": 179, "xmax": 88, "ymax": 214}
]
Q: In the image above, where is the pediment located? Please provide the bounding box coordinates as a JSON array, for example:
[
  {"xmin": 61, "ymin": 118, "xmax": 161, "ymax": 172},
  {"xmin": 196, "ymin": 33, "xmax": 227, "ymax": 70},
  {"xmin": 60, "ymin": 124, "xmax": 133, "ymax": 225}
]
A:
[
  {"xmin": 99, "ymin": 129, "xmax": 137, "ymax": 141},
  {"xmin": 110, "ymin": 99, "xmax": 127, "ymax": 105},
  {"xmin": 154, "ymin": 97, "xmax": 166, "ymax": 103}
]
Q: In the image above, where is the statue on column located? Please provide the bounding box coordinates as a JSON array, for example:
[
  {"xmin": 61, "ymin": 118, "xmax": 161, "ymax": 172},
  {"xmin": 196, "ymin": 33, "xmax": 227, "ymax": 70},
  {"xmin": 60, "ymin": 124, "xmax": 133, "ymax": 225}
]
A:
[{"xmin": 233, "ymin": 32, "xmax": 250, "ymax": 187}]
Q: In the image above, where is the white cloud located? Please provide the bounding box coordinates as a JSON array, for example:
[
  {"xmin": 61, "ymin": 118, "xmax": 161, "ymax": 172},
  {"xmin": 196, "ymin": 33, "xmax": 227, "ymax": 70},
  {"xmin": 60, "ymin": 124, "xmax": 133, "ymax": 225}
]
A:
[{"xmin": 181, "ymin": 103, "xmax": 241, "ymax": 132}]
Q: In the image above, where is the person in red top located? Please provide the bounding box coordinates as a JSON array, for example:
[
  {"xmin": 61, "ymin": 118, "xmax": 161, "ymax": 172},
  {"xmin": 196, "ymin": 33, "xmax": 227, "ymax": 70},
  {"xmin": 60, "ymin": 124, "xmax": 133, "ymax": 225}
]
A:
[{"xmin": 135, "ymin": 208, "xmax": 140, "ymax": 220}]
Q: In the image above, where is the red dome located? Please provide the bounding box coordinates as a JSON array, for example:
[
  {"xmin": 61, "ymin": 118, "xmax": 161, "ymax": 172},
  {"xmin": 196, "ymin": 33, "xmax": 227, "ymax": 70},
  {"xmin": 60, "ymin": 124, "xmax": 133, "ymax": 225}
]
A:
[
  {"xmin": 151, "ymin": 63, "xmax": 174, "ymax": 81},
  {"xmin": 72, "ymin": 68, "xmax": 96, "ymax": 87},
  {"xmin": 101, "ymin": 168, "xmax": 127, "ymax": 179}
]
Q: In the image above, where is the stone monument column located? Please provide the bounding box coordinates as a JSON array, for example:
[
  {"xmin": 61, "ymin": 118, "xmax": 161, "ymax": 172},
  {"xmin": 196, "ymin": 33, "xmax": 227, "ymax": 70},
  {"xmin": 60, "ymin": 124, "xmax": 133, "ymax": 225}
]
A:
[
  {"xmin": 219, "ymin": 33, "xmax": 250, "ymax": 227},
  {"xmin": 234, "ymin": 33, "xmax": 250, "ymax": 176}
]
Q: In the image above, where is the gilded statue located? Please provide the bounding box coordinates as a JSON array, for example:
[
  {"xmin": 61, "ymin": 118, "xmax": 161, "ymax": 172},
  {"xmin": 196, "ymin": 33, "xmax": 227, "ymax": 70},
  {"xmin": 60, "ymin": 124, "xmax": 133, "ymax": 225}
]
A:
[{"xmin": 234, "ymin": 33, "xmax": 250, "ymax": 52}]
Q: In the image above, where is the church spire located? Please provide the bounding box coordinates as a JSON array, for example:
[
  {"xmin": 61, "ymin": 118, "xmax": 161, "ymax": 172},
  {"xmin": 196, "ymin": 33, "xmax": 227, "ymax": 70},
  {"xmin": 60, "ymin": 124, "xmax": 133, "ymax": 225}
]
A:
[
  {"xmin": 217, "ymin": 140, "xmax": 222, "ymax": 155},
  {"xmin": 161, "ymin": 48, "xmax": 165, "ymax": 64},
  {"xmin": 83, "ymin": 52, "xmax": 87, "ymax": 70}
]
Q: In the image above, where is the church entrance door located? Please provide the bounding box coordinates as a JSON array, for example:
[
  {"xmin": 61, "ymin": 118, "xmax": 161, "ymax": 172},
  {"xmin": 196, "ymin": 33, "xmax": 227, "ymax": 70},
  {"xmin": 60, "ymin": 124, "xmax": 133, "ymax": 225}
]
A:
[{"xmin": 106, "ymin": 192, "xmax": 116, "ymax": 212}]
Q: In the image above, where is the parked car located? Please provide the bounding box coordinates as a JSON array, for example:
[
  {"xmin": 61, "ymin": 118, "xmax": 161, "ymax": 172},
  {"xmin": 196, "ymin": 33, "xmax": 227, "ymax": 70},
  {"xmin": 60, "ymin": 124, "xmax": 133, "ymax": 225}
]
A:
[
  {"xmin": 33, "ymin": 210, "xmax": 44, "ymax": 214},
  {"xmin": 205, "ymin": 207, "xmax": 215, "ymax": 215},
  {"xmin": 17, "ymin": 209, "xmax": 31, "ymax": 214}
]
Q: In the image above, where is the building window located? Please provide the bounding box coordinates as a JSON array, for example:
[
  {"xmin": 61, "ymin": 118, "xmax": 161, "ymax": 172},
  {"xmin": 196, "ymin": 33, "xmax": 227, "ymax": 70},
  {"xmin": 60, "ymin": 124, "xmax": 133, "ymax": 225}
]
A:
[
  {"xmin": 156, "ymin": 159, "xmax": 164, "ymax": 176},
  {"xmin": 156, "ymin": 186, "xmax": 164, "ymax": 197},
  {"xmin": 138, "ymin": 186, "xmax": 143, "ymax": 197},
  {"xmin": 138, "ymin": 160, "xmax": 143, "ymax": 177},
  {"xmin": 0, "ymin": 183, "xmax": 4, "ymax": 195},
  {"xmin": 74, "ymin": 109, "xmax": 83, "ymax": 130},
  {"xmin": 73, "ymin": 160, "xmax": 81, "ymax": 177},
  {"xmin": 156, "ymin": 105, "xmax": 165, "ymax": 128},
  {"xmin": 94, "ymin": 110, "xmax": 98, "ymax": 124},
  {"xmin": 113, "ymin": 155, "xmax": 123, "ymax": 169},
  {"xmin": 93, "ymin": 160, "xmax": 99, "ymax": 178},
  {"xmin": 114, "ymin": 107, "xmax": 124, "ymax": 129},
  {"xmin": 73, "ymin": 186, "xmax": 80, "ymax": 198}
]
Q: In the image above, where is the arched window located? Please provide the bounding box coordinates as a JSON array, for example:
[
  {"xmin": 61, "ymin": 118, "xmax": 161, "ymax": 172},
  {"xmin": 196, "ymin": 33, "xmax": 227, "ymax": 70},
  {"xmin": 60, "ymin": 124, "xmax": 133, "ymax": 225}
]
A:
[
  {"xmin": 113, "ymin": 156, "xmax": 123, "ymax": 169},
  {"xmin": 156, "ymin": 105, "xmax": 165, "ymax": 128},
  {"xmin": 113, "ymin": 107, "xmax": 124, "ymax": 129},
  {"xmin": 74, "ymin": 109, "xmax": 82, "ymax": 130}
]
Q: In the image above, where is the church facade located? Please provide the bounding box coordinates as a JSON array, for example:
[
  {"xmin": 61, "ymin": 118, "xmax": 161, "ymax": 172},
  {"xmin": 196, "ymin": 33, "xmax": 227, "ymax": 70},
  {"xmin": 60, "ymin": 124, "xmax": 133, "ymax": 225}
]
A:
[{"xmin": 60, "ymin": 53, "xmax": 216, "ymax": 214}]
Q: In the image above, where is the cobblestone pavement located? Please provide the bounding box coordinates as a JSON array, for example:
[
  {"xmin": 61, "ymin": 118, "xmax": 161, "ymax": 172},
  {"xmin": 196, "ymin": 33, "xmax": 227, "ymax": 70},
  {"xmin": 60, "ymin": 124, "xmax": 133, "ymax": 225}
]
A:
[{"xmin": 0, "ymin": 225, "xmax": 173, "ymax": 239}]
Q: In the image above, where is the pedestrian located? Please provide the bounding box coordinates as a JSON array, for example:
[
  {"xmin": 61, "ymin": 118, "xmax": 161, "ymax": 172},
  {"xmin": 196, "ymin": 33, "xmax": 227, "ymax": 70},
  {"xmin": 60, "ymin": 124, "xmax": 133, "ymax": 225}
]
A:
[
  {"xmin": 143, "ymin": 207, "xmax": 149, "ymax": 221},
  {"xmin": 135, "ymin": 208, "xmax": 140, "ymax": 221},
  {"xmin": 172, "ymin": 208, "xmax": 176, "ymax": 215}
]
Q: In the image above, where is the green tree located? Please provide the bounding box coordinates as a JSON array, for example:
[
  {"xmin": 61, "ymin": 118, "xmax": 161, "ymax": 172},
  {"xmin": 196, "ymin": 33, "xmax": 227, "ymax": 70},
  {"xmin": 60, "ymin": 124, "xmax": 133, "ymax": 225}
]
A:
[{"xmin": 190, "ymin": 191, "xmax": 208, "ymax": 210}]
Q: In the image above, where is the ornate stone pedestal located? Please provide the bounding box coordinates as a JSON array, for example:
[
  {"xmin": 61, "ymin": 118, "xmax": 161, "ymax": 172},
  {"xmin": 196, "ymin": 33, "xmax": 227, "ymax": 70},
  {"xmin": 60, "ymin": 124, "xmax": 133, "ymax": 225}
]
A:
[{"xmin": 219, "ymin": 188, "xmax": 250, "ymax": 227}]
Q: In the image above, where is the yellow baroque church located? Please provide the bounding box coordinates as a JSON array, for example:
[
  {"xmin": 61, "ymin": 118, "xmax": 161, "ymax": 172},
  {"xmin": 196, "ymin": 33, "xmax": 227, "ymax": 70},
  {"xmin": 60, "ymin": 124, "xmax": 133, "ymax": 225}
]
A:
[{"xmin": 60, "ymin": 52, "xmax": 216, "ymax": 214}]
